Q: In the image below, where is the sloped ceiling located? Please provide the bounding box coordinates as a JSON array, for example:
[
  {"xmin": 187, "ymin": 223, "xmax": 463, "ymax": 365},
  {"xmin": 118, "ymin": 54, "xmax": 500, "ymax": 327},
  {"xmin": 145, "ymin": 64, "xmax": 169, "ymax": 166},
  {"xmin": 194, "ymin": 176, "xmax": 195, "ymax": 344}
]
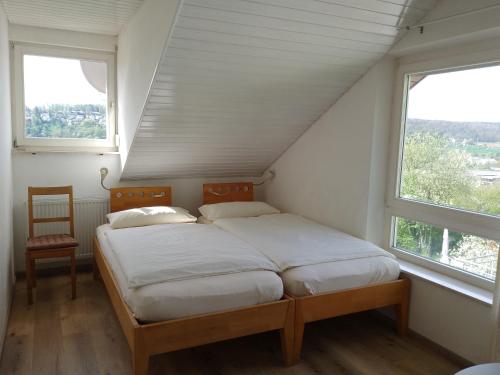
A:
[
  {"xmin": 122, "ymin": 0, "xmax": 437, "ymax": 179},
  {"xmin": 0, "ymin": 0, "xmax": 144, "ymax": 35}
]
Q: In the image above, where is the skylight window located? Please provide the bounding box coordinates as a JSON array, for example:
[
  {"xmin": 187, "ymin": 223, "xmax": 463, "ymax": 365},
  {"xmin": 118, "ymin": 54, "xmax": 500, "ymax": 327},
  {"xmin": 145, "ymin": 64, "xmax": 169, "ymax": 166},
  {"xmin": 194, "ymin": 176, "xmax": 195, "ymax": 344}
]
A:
[{"xmin": 13, "ymin": 44, "xmax": 116, "ymax": 150}]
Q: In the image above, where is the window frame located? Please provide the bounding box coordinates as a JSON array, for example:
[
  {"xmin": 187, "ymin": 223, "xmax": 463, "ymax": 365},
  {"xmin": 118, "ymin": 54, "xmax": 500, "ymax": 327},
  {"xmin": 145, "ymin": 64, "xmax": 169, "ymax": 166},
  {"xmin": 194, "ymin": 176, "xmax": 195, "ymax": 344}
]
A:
[
  {"xmin": 386, "ymin": 49, "xmax": 500, "ymax": 291},
  {"xmin": 12, "ymin": 43, "xmax": 117, "ymax": 151}
]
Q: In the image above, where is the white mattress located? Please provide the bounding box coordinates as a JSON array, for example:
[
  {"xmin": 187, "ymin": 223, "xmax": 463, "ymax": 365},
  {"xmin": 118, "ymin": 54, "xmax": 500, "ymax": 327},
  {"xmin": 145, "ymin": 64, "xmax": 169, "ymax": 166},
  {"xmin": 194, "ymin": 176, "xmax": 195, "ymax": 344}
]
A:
[
  {"xmin": 97, "ymin": 224, "xmax": 283, "ymax": 322},
  {"xmin": 214, "ymin": 214, "xmax": 396, "ymax": 270},
  {"xmin": 281, "ymin": 257, "xmax": 400, "ymax": 297},
  {"xmin": 105, "ymin": 223, "xmax": 278, "ymax": 288},
  {"xmin": 214, "ymin": 214, "xmax": 400, "ymax": 297}
]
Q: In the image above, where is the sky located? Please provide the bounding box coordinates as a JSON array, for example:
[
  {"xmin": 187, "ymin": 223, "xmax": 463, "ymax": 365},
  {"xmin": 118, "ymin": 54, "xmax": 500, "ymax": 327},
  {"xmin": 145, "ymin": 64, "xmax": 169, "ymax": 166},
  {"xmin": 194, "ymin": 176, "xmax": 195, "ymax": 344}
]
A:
[
  {"xmin": 24, "ymin": 55, "xmax": 106, "ymax": 108},
  {"xmin": 407, "ymin": 64, "xmax": 500, "ymax": 123}
]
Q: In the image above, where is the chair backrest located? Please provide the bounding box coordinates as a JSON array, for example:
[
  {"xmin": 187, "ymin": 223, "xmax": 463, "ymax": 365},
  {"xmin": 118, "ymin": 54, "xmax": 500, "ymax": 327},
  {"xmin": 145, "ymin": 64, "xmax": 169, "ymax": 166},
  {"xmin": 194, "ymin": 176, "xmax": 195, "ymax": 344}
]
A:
[{"xmin": 28, "ymin": 186, "xmax": 75, "ymax": 239}]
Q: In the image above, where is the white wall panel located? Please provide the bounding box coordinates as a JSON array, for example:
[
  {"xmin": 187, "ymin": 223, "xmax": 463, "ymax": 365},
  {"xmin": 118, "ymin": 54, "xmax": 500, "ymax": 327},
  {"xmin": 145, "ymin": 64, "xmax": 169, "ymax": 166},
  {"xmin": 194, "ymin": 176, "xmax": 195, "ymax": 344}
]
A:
[
  {"xmin": 178, "ymin": 5, "xmax": 396, "ymax": 44},
  {"xmin": 118, "ymin": 0, "xmax": 436, "ymax": 179}
]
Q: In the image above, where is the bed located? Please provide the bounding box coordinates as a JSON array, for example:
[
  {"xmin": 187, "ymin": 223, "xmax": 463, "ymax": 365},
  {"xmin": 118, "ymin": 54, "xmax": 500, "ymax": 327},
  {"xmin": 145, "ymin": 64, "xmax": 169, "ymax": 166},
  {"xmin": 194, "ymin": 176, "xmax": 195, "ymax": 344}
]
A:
[
  {"xmin": 93, "ymin": 186, "xmax": 295, "ymax": 375},
  {"xmin": 202, "ymin": 182, "xmax": 411, "ymax": 363}
]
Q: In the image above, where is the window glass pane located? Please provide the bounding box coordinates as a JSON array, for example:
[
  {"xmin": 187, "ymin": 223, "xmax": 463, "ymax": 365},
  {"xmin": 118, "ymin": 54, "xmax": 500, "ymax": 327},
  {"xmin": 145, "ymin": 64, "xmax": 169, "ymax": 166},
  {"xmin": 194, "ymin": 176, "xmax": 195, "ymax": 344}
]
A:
[
  {"xmin": 394, "ymin": 216, "xmax": 499, "ymax": 280},
  {"xmin": 400, "ymin": 65, "xmax": 500, "ymax": 217},
  {"xmin": 24, "ymin": 55, "xmax": 107, "ymax": 140}
]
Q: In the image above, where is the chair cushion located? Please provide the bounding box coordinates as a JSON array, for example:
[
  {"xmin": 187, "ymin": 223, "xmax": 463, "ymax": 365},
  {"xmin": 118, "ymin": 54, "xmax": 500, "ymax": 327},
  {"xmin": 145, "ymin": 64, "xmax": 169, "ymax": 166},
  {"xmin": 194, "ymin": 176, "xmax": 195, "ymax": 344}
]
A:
[{"xmin": 27, "ymin": 234, "xmax": 78, "ymax": 251}]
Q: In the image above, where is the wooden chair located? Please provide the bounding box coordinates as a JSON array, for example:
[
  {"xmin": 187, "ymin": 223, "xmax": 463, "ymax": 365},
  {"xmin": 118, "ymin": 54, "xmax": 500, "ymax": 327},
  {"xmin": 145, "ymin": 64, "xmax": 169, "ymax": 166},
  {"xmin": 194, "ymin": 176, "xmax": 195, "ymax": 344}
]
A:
[{"xmin": 26, "ymin": 186, "xmax": 78, "ymax": 304}]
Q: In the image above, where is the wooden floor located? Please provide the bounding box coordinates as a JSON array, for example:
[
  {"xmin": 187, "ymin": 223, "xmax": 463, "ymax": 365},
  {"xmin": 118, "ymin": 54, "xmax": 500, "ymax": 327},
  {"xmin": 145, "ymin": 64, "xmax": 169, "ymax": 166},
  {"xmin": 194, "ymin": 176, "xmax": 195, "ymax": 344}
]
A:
[{"xmin": 1, "ymin": 272, "xmax": 465, "ymax": 375}]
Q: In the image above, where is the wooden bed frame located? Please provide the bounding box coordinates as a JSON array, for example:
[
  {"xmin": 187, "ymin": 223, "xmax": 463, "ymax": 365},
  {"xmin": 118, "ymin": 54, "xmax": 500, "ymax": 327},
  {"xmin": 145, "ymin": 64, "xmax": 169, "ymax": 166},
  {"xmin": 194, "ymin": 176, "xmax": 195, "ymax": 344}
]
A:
[
  {"xmin": 93, "ymin": 186, "xmax": 295, "ymax": 375},
  {"xmin": 203, "ymin": 182, "xmax": 411, "ymax": 363},
  {"xmin": 203, "ymin": 182, "xmax": 254, "ymax": 204}
]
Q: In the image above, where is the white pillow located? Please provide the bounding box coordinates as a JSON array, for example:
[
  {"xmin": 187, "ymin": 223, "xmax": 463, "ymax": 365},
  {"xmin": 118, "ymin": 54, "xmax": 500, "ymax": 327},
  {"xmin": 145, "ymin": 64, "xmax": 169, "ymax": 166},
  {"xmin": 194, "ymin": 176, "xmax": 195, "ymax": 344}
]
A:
[
  {"xmin": 198, "ymin": 201, "xmax": 280, "ymax": 221},
  {"xmin": 107, "ymin": 206, "xmax": 197, "ymax": 229}
]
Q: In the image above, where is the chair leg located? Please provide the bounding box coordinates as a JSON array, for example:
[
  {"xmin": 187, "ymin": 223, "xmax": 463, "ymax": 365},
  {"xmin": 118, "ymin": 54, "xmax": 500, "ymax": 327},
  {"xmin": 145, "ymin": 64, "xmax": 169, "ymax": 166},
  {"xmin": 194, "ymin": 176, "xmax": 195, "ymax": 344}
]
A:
[
  {"xmin": 31, "ymin": 259, "xmax": 37, "ymax": 287},
  {"xmin": 26, "ymin": 252, "xmax": 33, "ymax": 305},
  {"xmin": 70, "ymin": 250, "xmax": 76, "ymax": 299}
]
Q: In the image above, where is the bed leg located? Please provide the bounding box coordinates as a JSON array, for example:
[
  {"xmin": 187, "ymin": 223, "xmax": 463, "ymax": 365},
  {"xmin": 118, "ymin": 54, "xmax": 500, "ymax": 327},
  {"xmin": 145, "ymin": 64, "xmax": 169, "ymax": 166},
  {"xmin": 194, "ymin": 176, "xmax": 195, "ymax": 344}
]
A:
[
  {"xmin": 92, "ymin": 239, "xmax": 100, "ymax": 281},
  {"xmin": 133, "ymin": 349, "xmax": 149, "ymax": 375},
  {"xmin": 292, "ymin": 301, "xmax": 305, "ymax": 364},
  {"xmin": 92, "ymin": 256, "xmax": 100, "ymax": 281},
  {"xmin": 280, "ymin": 299, "xmax": 295, "ymax": 366},
  {"xmin": 395, "ymin": 278, "xmax": 411, "ymax": 336}
]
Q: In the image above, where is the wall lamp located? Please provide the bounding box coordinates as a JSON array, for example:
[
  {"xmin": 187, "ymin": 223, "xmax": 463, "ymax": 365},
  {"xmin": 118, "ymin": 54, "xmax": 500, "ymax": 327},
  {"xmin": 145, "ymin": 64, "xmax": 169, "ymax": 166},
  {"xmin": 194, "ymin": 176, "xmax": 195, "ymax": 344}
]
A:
[
  {"xmin": 253, "ymin": 170, "xmax": 275, "ymax": 186},
  {"xmin": 100, "ymin": 167, "xmax": 111, "ymax": 191}
]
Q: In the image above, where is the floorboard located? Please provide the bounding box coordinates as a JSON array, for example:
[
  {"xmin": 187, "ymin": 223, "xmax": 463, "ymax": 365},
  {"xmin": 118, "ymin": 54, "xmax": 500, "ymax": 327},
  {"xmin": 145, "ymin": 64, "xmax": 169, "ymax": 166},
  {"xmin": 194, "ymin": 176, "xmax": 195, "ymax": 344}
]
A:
[{"xmin": 0, "ymin": 273, "xmax": 465, "ymax": 375}]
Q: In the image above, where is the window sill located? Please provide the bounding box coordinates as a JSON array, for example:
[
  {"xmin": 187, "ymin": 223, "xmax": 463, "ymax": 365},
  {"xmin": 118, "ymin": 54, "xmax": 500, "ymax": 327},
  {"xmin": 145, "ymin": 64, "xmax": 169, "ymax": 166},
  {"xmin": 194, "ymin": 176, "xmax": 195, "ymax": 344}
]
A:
[
  {"xmin": 398, "ymin": 259, "xmax": 494, "ymax": 306},
  {"xmin": 13, "ymin": 146, "xmax": 119, "ymax": 155}
]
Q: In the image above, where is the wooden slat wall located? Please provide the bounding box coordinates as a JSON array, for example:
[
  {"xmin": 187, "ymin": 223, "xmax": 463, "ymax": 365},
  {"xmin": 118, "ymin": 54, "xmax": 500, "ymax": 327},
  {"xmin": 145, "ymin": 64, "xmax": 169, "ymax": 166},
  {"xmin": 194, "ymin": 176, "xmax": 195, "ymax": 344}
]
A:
[
  {"xmin": 122, "ymin": 0, "xmax": 436, "ymax": 179},
  {"xmin": 1, "ymin": 0, "xmax": 143, "ymax": 35}
]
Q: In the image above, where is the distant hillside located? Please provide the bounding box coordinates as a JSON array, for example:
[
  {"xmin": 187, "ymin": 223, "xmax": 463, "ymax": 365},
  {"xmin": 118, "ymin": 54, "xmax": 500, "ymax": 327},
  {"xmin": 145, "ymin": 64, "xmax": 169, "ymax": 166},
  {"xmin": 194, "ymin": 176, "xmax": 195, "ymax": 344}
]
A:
[{"xmin": 406, "ymin": 119, "xmax": 500, "ymax": 143}]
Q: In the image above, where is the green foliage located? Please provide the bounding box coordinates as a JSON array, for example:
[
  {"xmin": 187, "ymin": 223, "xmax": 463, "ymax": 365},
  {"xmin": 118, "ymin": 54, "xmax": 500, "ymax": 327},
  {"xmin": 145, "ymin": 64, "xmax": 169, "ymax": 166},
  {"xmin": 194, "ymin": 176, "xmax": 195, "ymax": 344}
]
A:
[
  {"xmin": 459, "ymin": 144, "xmax": 500, "ymax": 159},
  {"xmin": 395, "ymin": 218, "xmax": 444, "ymax": 259},
  {"xmin": 400, "ymin": 132, "xmax": 473, "ymax": 206},
  {"xmin": 25, "ymin": 104, "xmax": 106, "ymax": 140},
  {"xmin": 407, "ymin": 118, "xmax": 500, "ymax": 143},
  {"xmin": 458, "ymin": 184, "xmax": 500, "ymax": 216}
]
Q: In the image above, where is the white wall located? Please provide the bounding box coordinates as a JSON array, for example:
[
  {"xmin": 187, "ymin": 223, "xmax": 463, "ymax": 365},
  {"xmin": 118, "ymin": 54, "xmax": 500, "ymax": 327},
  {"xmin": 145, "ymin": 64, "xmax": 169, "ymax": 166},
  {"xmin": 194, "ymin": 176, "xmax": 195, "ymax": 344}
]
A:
[
  {"xmin": 408, "ymin": 277, "xmax": 491, "ymax": 363},
  {"xmin": 0, "ymin": 5, "xmax": 14, "ymax": 357},
  {"xmin": 117, "ymin": 0, "xmax": 180, "ymax": 168},
  {"xmin": 265, "ymin": 57, "xmax": 394, "ymax": 246}
]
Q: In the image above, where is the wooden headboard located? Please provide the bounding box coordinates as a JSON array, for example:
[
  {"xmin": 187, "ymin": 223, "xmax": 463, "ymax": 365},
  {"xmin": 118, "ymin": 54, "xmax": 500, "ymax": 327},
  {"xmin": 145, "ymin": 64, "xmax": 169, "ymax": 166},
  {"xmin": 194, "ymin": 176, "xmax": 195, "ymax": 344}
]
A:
[
  {"xmin": 203, "ymin": 182, "xmax": 253, "ymax": 204},
  {"xmin": 110, "ymin": 186, "xmax": 172, "ymax": 213}
]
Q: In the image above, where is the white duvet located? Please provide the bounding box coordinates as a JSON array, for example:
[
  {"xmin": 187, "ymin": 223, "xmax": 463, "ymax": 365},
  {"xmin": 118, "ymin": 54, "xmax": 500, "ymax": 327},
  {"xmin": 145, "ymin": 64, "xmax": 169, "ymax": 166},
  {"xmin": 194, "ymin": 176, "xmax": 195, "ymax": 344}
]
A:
[
  {"xmin": 214, "ymin": 214, "xmax": 395, "ymax": 271},
  {"xmin": 105, "ymin": 223, "xmax": 279, "ymax": 288}
]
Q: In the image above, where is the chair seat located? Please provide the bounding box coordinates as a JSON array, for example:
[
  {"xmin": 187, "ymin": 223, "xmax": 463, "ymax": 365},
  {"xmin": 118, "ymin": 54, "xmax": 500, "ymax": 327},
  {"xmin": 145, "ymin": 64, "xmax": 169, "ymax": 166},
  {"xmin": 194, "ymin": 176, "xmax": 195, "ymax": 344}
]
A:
[{"xmin": 27, "ymin": 234, "xmax": 78, "ymax": 251}]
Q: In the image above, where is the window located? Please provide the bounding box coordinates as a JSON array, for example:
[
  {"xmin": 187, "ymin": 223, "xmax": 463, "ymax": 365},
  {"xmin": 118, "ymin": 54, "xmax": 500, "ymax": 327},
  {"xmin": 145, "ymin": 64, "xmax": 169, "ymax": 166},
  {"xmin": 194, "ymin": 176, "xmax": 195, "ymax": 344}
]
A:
[
  {"xmin": 393, "ymin": 216, "xmax": 498, "ymax": 281},
  {"xmin": 389, "ymin": 60, "xmax": 500, "ymax": 289},
  {"xmin": 400, "ymin": 66, "xmax": 500, "ymax": 217},
  {"xmin": 13, "ymin": 44, "xmax": 116, "ymax": 150}
]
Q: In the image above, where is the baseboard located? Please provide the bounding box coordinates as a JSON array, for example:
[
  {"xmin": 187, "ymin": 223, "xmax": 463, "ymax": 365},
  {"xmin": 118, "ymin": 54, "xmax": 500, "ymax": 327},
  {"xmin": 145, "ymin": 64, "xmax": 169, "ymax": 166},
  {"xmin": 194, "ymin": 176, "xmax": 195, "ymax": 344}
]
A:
[{"xmin": 371, "ymin": 310, "xmax": 474, "ymax": 369}]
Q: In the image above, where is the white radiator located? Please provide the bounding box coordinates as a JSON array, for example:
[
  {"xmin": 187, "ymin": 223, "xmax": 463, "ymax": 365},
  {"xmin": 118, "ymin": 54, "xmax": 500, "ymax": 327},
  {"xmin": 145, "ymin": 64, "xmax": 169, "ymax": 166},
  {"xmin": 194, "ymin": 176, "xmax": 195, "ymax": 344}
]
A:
[{"xmin": 30, "ymin": 198, "xmax": 109, "ymax": 259}]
